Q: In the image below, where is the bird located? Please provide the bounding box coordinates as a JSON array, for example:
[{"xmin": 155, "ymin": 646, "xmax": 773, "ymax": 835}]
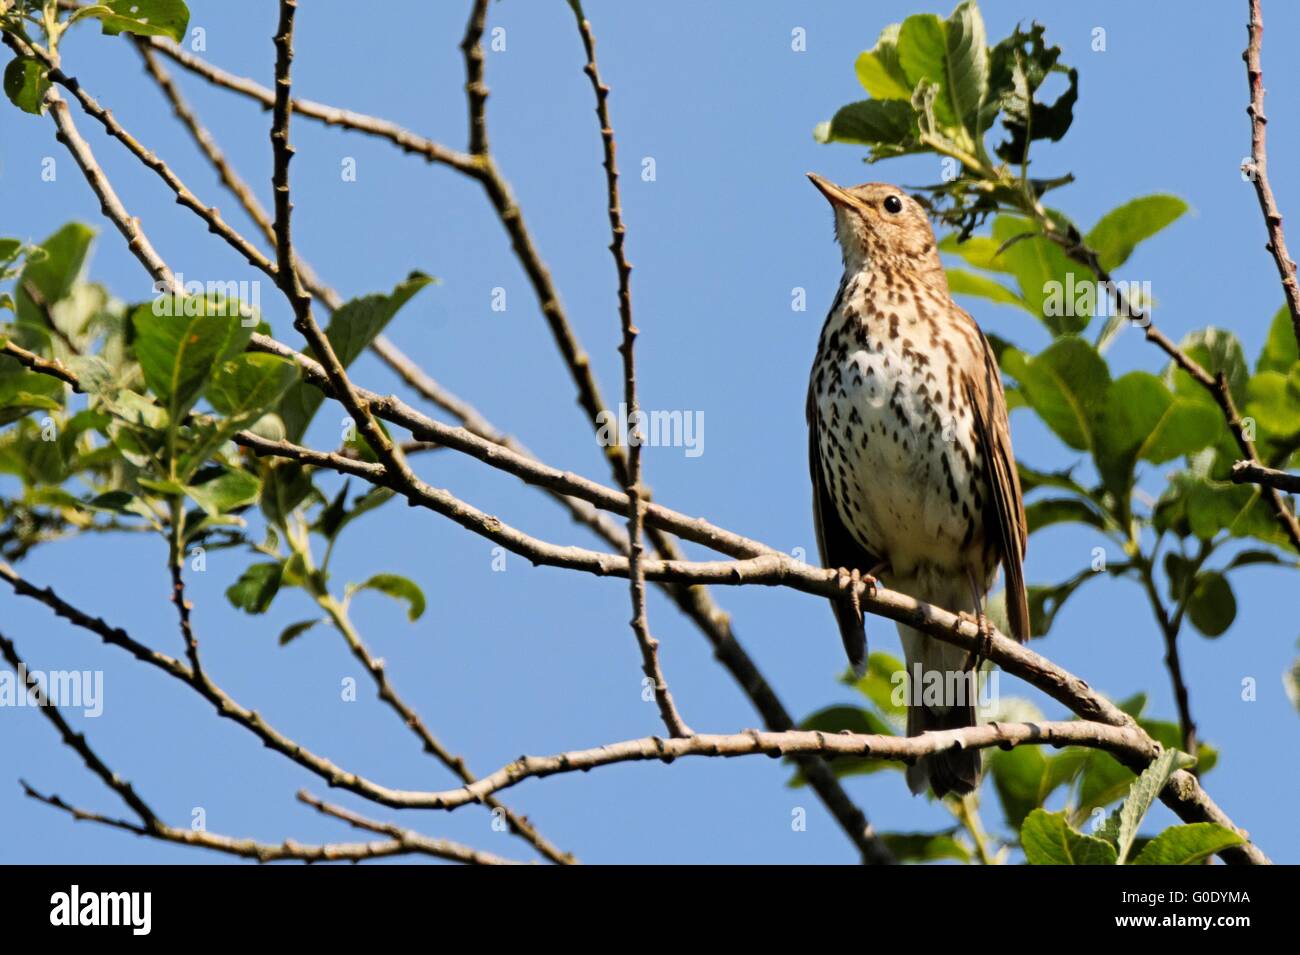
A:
[{"xmin": 805, "ymin": 173, "xmax": 1029, "ymax": 799}]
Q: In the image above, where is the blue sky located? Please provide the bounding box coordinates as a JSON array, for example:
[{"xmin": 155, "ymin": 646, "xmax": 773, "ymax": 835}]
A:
[{"xmin": 1, "ymin": 0, "xmax": 1296, "ymax": 864}]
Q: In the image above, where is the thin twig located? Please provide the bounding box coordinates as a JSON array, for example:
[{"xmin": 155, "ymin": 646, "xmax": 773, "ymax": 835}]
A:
[
  {"xmin": 570, "ymin": 0, "xmax": 690, "ymax": 738},
  {"xmin": 1137, "ymin": 561, "xmax": 1198, "ymax": 755},
  {"xmin": 141, "ymin": 36, "xmax": 479, "ymax": 175},
  {"xmin": 22, "ymin": 782, "xmax": 518, "ymax": 864},
  {"xmin": 0, "ymin": 630, "xmax": 159, "ymax": 828},
  {"xmin": 313, "ymin": 591, "xmax": 577, "ymax": 864},
  {"xmin": 2, "ymin": 33, "xmax": 277, "ymax": 278},
  {"xmin": 1244, "ymin": 0, "xmax": 1300, "ymax": 351},
  {"xmin": 268, "ymin": 1, "xmax": 414, "ymax": 491}
]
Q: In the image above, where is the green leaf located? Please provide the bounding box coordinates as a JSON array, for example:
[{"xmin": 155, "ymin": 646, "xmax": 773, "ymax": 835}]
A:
[
  {"xmin": 260, "ymin": 460, "xmax": 316, "ymax": 529},
  {"xmin": 1002, "ymin": 336, "xmax": 1110, "ymax": 451},
  {"xmin": 894, "ymin": 3, "xmax": 987, "ymax": 144},
  {"xmin": 15, "ymin": 223, "xmax": 97, "ymax": 336},
  {"xmin": 206, "ymin": 352, "xmax": 298, "ymax": 420},
  {"xmin": 1186, "ymin": 571, "xmax": 1236, "ymax": 637},
  {"xmin": 787, "ymin": 702, "xmax": 901, "ymax": 786},
  {"xmin": 854, "ymin": 24, "xmax": 912, "ymax": 100},
  {"xmin": 1094, "ymin": 371, "xmax": 1221, "ymax": 498},
  {"xmin": 1139, "ymin": 717, "xmax": 1218, "ymax": 775},
  {"xmin": 1021, "ymin": 809, "xmax": 1118, "ymax": 865},
  {"xmin": 1024, "ymin": 496, "xmax": 1107, "ymax": 534},
  {"xmin": 1027, "ymin": 567, "xmax": 1104, "ymax": 638},
  {"xmin": 1076, "ymin": 751, "xmax": 1139, "ymax": 818},
  {"xmin": 278, "ymin": 618, "xmax": 322, "ymax": 647},
  {"xmin": 880, "ymin": 831, "xmax": 971, "ymax": 864},
  {"xmin": 324, "ymin": 484, "xmax": 395, "ymax": 542},
  {"xmin": 278, "ymin": 273, "xmax": 431, "ymax": 442},
  {"xmin": 84, "ymin": 490, "xmax": 136, "ymax": 513},
  {"xmin": 814, "ymin": 99, "xmax": 920, "ymax": 160},
  {"xmin": 0, "ymin": 365, "xmax": 66, "ymax": 424},
  {"xmin": 940, "ymin": 233, "xmax": 1016, "ymax": 275},
  {"xmin": 1096, "ymin": 748, "xmax": 1189, "ymax": 863},
  {"xmin": 1155, "ymin": 463, "xmax": 1288, "ymax": 547},
  {"xmin": 842, "ymin": 651, "xmax": 907, "ymax": 721},
  {"xmin": 226, "ymin": 561, "xmax": 284, "ymax": 614},
  {"xmin": 986, "ymin": 23, "xmax": 1077, "ymax": 162},
  {"xmin": 3, "ymin": 56, "xmax": 50, "ymax": 115},
  {"xmin": 945, "ymin": 268, "xmax": 1028, "ymax": 310},
  {"xmin": 1168, "ymin": 328, "xmax": 1249, "ymax": 407},
  {"xmin": 989, "ymin": 746, "xmax": 1047, "ymax": 829},
  {"xmin": 1256, "ymin": 305, "xmax": 1298, "ymax": 373},
  {"xmin": 131, "ymin": 300, "xmax": 253, "ymax": 428},
  {"xmin": 1131, "ymin": 823, "xmax": 1243, "ymax": 865},
  {"xmin": 990, "ymin": 216, "xmax": 1094, "ymax": 335},
  {"xmin": 91, "ymin": 0, "xmax": 190, "ymax": 42},
  {"xmin": 800, "ymin": 704, "xmax": 896, "ymax": 739},
  {"xmin": 350, "ymin": 573, "xmax": 425, "ymax": 622},
  {"xmin": 1085, "ymin": 196, "xmax": 1189, "ymax": 273},
  {"xmin": 317, "ymin": 481, "xmax": 351, "ymax": 541},
  {"xmin": 1244, "ymin": 370, "xmax": 1300, "ymax": 437},
  {"xmin": 185, "ymin": 468, "xmax": 260, "ymax": 517}
]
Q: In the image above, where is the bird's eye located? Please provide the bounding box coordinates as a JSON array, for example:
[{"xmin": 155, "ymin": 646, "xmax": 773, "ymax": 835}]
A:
[{"xmin": 883, "ymin": 195, "xmax": 903, "ymax": 214}]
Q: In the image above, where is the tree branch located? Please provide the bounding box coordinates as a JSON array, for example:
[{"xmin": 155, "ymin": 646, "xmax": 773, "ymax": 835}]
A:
[
  {"xmin": 348, "ymin": 721, "xmax": 1157, "ymax": 811},
  {"xmin": 569, "ymin": 0, "xmax": 690, "ymax": 738},
  {"xmin": 1244, "ymin": 0, "xmax": 1300, "ymax": 352},
  {"xmin": 20, "ymin": 782, "xmax": 520, "ymax": 864},
  {"xmin": 1232, "ymin": 459, "xmax": 1300, "ymax": 493}
]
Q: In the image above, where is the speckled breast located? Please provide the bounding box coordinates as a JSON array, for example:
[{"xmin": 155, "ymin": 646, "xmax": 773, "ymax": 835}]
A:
[{"xmin": 811, "ymin": 273, "xmax": 989, "ymax": 577}]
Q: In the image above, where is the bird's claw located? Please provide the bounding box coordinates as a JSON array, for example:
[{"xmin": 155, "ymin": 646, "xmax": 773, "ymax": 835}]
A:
[
  {"xmin": 959, "ymin": 610, "xmax": 993, "ymax": 672},
  {"xmin": 835, "ymin": 567, "xmax": 878, "ymax": 619}
]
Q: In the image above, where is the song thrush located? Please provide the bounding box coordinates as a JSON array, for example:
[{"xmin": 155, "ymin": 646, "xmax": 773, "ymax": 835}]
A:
[{"xmin": 805, "ymin": 173, "xmax": 1029, "ymax": 798}]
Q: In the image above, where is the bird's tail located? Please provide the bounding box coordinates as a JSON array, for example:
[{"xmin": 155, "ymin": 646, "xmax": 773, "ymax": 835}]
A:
[{"xmin": 898, "ymin": 621, "xmax": 981, "ymax": 799}]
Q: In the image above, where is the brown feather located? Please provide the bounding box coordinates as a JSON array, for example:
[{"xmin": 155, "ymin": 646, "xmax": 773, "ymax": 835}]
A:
[
  {"xmin": 807, "ymin": 383, "xmax": 882, "ymax": 671},
  {"xmin": 963, "ymin": 323, "xmax": 1030, "ymax": 641}
]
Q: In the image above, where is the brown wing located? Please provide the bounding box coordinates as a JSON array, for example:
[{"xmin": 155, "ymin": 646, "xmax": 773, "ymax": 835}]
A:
[
  {"xmin": 963, "ymin": 329, "xmax": 1031, "ymax": 641},
  {"xmin": 807, "ymin": 383, "xmax": 883, "ymax": 673}
]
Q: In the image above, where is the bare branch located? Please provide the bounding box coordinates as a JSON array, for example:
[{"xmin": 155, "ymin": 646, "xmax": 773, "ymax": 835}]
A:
[
  {"xmin": 2, "ymin": 32, "xmax": 277, "ymax": 278},
  {"xmin": 0, "ymin": 630, "xmax": 159, "ymax": 828},
  {"xmin": 314, "ymin": 593, "xmax": 576, "ymax": 864},
  {"xmin": 268, "ymin": 1, "xmax": 415, "ymax": 491},
  {"xmin": 21, "ymin": 783, "xmax": 519, "ymax": 865},
  {"xmin": 309, "ymin": 722, "xmax": 1157, "ymax": 812},
  {"xmin": 140, "ymin": 36, "xmax": 479, "ymax": 175},
  {"xmin": 569, "ymin": 0, "xmax": 690, "ymax": 738},
  {"xmin": 1244, "ymin": 0, "xmax": 1300, "ymax": 351}
]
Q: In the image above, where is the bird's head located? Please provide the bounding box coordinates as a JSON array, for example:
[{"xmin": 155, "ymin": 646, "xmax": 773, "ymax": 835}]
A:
[{"xmin": 807, "ymin": 174, "xmax": 944, "ymax": 284}]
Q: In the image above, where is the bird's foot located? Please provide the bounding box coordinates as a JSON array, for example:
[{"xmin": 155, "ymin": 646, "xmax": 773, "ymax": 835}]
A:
[
  {"xmin": 835, "ymin": 567, "xmax": 878, "ymax": 619},
  {"xmin": 959, "ymin": 610, "xmax": 994, "ymax": 672}
]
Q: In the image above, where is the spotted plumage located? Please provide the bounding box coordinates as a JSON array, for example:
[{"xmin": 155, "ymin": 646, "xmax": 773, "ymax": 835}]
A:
[{"xmin": 806, "ymin": 175, "xmax": 1029, "ymax": 798}]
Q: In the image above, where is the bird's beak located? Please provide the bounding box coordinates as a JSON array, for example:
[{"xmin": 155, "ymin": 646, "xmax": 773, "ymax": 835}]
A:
[{"xmin": 807, "ymin": 172, "xmax": 858, "ymax": 210}]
